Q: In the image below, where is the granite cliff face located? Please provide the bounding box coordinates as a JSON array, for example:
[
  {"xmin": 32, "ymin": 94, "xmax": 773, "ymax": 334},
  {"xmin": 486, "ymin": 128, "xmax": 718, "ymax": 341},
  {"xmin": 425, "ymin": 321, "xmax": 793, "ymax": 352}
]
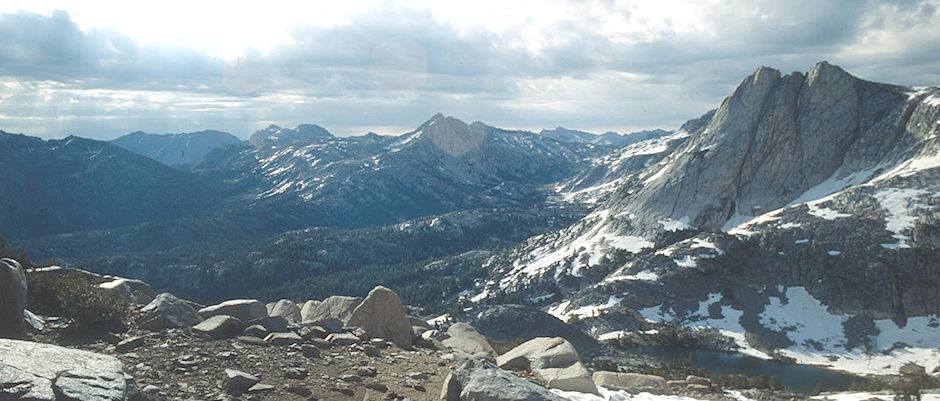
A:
[{"xmin": 473, "ymin": 62, "xmax": 939, "ymax": 375}]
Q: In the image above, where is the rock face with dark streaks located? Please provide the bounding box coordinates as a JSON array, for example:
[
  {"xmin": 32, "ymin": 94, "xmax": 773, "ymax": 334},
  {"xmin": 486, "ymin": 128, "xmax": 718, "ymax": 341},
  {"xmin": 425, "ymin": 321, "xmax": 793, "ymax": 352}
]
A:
[
  {"xmin": 0, "ymin": 338, "xmax": 136, "ymax": 400},
  {"xmin": 0, "ymin": 258, "xmax": 27, "ymax": 338}
]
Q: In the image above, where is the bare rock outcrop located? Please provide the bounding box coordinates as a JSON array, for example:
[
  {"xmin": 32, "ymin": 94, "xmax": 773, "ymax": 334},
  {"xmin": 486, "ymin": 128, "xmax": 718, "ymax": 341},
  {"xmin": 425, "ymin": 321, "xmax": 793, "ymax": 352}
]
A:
[
  {"xmin": 0, "ymin": 338, "xmax": 139, "ymax": 400},
  {"xmin": 346, "ymin": 286, "xmax": 413, "ymax": 348},
  {"xmin": 0, "ymin": 258, "xmax": 27, "ymax": 338},
  {"xmin": 496, "ymin": 336, "xmax": 598, "ymax": 395},
  {"xmin": 198, "ymin": 299, "xmax": 267, "ymax": 322}
]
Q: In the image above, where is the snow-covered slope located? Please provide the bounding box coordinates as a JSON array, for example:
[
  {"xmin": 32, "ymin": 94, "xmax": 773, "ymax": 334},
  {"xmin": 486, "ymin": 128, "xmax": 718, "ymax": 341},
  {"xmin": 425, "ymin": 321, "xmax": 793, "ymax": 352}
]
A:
[{"xmin": 471, "ymin": 62, "xmax": 940, "ymax": 376}]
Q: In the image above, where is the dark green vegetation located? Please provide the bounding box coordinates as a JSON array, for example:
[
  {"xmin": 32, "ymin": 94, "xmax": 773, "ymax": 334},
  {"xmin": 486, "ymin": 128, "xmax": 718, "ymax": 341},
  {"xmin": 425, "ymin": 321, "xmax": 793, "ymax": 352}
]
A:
[
  {"xmin": 0, "ymin": 233, "xmax": 31, "ymax": 266},
  {"xmin": 22, "ymin": 207, "xmax": 582, "ymax": 314},
  {"xmin": 25, "ymin": 269, "xmax": 131, "ymax": 332}
]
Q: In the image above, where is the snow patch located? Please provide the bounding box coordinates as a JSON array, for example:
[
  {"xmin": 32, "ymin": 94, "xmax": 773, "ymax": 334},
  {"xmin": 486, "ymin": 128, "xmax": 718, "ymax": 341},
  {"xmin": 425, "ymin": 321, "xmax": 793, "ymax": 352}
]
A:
[
  {"xmin": 673, "ymin": 255, "xmax": 697, "ymax": 268},
  {"xmin": 872, "ymin": 188, "xmax": 929, "ymax": 249},
  {"xmin": 658, "ymin": 216, "xmax": 692, "ymax": 231}
]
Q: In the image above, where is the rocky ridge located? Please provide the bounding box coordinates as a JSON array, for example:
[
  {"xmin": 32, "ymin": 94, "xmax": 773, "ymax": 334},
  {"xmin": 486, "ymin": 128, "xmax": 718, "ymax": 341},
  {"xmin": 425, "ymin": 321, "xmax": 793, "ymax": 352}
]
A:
[{"xmin": 467, "ymin": 62, "xmax": 940, "ymax": 376}]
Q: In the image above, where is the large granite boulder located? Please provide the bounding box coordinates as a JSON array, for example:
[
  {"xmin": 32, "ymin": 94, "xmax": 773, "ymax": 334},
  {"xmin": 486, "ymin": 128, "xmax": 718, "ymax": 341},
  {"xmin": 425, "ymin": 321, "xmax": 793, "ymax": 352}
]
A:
[
  {"xmin": 346, "ymin": 286, "xmax": 413, "ymax": 348},
  {"xmin": 193, "ymin": 315, "xmax": 242, "ymax": 338},
  {"xmin": 442, "ymin": 359, "xmax": 567, "ymax": 401},
  {"xmin": 198, "ymin": 299, "xmax": 267, "ymax": 321},
  {"xmin": 268, "ymin": 299, "xmax": 301, "ymax": 323},
  {"xmin": 0, "ymin": 258, "xmax": 27, "ymax": 338},
  {"xmin": 592, "ymin": 371, "xmax": 669, "ymax": 394},
  {"xmin": 441, "ymin": 322, "xmax": 496, "ymax": 360},
  {"xmin": 496, "ymin": 337, "xmax": 598, "ymax": 395},
  {"xmin": 139, "ymin": 292, "xmax": 202, "ymax": 330},
  {"xmin": 0, "ymin": 338, "xmax": 138, "ymax": 400},
  {"xmin": 472, "ymin": 304, "xmax": 601, "ymax": 357},
  {"xmin": 98, "ymin": 277, "xmax": 157, "ymax": 305},
  {"xmin": 304, "ymin": 295, "xmax": 362, "ymax": 324},
  {"xmin": 299, "ymin": 300, "xmax": 321, "ymax": 322}
]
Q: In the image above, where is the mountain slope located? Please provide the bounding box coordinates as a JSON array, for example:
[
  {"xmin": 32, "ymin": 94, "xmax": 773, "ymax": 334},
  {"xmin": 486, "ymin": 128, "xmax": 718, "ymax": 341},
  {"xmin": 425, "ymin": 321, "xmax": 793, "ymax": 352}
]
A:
[
  {"xmin": 111, "ymin": 130, "xmax": 246, "ymax": 167},
  {"xmin": 470, "ymin": 62, "xmax": 940, "ymax": 376},
  {"xmin": 249, "ymin": 124, "xmax": 333, "ymax": 148},
  {"xmin": 206, "ymin": 114, "xmax": 614, "ymax": 229},
  {"xmin": 0, "ymin": 132, "xmax": 226, "ymax": 239}
]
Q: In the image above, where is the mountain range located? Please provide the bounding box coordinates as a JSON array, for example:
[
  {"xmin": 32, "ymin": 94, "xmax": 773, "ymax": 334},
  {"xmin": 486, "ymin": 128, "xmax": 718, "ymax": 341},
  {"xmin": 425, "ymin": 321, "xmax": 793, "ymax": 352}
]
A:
[{"xmin": 2, "ymin": 61, "xmax": 937, "ymax": 377}]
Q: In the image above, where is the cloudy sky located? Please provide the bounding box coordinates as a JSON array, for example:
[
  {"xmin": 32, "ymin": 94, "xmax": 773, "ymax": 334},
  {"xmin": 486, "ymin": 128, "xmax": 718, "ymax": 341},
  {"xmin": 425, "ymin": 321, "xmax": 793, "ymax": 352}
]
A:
[{"xmin": 1, "ymin": 0, "xmax": 939, "ymax": 140}]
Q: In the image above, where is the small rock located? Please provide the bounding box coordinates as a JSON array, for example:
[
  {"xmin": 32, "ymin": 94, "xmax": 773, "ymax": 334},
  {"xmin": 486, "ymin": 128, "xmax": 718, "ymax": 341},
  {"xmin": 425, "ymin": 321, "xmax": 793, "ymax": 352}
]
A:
[
  {"xmin": 224, "ymin": 369, "xmax": 260, "ymax": 394},
  {"xmin": 115, "ymin": 336, "xmax": 145, "ymax": 353},
  {"xmin": 363, "ymin": 344, "xmax": 381, "ymax": 357},
  {"xmin": 218, "ymin": 351, "xmax": 237, "ymax": 360},
  {"xmin": 301, "ymin": 344, "xmax": 321, "ymax": 358},
  {"xmin": 244, "ymin": 316, "xmax": 289, "ymax": 332},
  {"xmin": 407, "ymin": 371, "xmax": 428, "ymax": 380},
  {"xmin": 366, "ymin": 382, "xmax": 388, "ymax": 392},
  {"xmin": 284, "ymin": 367, "xmax": 308, "ymax": 379},
  {"xmin": 243, "ymin": 324, "xmax": 269, "ymax": 338},
  {"xmin": 248, "ymin": 383, "xmax": 275, "ymax": 393},
  {"xmin": 686, "ymin": 383, "xmax": 712, "ymax": 393},
  {"xmin": 299, "ymin": 325, "xmax": 329, "ymax": 340},
  {"xmin": 311, "ymin": 338, "xmax": 332, "ymax": 349},
  {"xmin": 326, "ymin": 332, "xmax": 361, "ymax": 346},
  {"xmin": 357, "ymin": 366, "xmax": 378, "ymax": 377},
  {"xmin": 686, "ymin": 375, "xmax": 710, "ymax": 386},
  {"xmin": 264, "ymin": 331, "xmax": 303, "ymax": 345},
  {"xmin": 370, "ymin": 338, "xmax": 389, "ymax": 348},
  {"xmin": 237, "ymin": 335, "xmax": 265, "ymax": 345},
  {"xmin": 142, "ymin": 385, "xmax": 161, "ymax": 394},
  {"xmin": 340, "ymin": 374, "xmax": 363, "ymax": 383},
  {"xmin": 286, "ymin": 384, "xmax": 312, "ymax": 397}
]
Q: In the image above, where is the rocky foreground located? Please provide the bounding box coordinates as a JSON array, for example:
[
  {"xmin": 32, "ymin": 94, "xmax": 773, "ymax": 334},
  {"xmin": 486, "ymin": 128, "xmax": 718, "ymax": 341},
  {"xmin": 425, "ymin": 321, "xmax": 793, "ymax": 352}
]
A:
[{"xmin": 2, "ymin": 259, "xmax": 935, "ymax": 401}]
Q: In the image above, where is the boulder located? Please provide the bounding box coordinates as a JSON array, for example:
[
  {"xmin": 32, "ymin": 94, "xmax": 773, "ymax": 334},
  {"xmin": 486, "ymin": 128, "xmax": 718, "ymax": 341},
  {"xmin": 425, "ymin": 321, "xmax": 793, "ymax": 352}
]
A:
[
  {"xmin": 0, "ymin": 258, "xmax": 27, "ymax": 338},
  {"xmin": 592, "ymin": 371, "xmax": 669, "ymax": 394},
  {"xmin": 299, "ymin": 300, "xmax": 321, "ymax": 322},
  {"xmin": 243, "ymin": 324, "xmax": 269, "ymax": 338},
  {"xmin": 23, "ymin": 309, "xmax": 45, "ymax": 332},
  {"xmin": 326, "ymin": 332, "xmax": 361, "ymax": 346},
  {"xmin": 98, "ymin": 277, "xmax": 157, "ymax": 305},
  {"xmin": 269, "ymin": 299, "xmax": 301, "ymax": 322},
  {"xmin": 471, "ymin": 304, "xmax": 602, "ymax": 357},
  {"xmin": 346, "ymin": 286, "xmax": 414, "ymax": 348},
  {"xmin": 244, "ymin": 316, "xmax": 289, "ymax": 332},
  {"xmin": 192, "ymin": 315, "xmax": 242, "ymax": 338},
  {"xmin": 441, "ymin": 322, "xmax": 496, "ymax": 360},
  {"xmin": 496, "ymin": 337, "xmax": 598, "ymax": 395},
  {"xmin": 0, "ymin": 338, "xmax": 135, "ymax": 400},
  {"xmin": 199, "ymin": 299, "xmax": 267, "ymax": 321},
  {"xmin": 139, "ymin": 292, "xmax": 203, "ymax": 330},
  {"xmin": 225, "ymin": 369, "xmax": 260, "ymax": 394},
  {"xmin": 304, "ymin": 295, "xmax": 362, "ymax": 323},
  {"xmin": 446, "ymin": 359, "xmax": 567, "ymax": 401},
  {"xmin": 900, "ymin": 363, "xmax": 927, "ymax": 377},
  {"xmin": 264, "ymin": 331, "xmax": 303, "ymax": 345}
]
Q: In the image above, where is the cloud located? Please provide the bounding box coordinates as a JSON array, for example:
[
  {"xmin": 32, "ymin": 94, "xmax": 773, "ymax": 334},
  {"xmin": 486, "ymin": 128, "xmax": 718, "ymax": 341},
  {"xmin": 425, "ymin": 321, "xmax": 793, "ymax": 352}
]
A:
[{"xmin": 0, "ymin": 1, "xmax": 939, "ymax": 140}]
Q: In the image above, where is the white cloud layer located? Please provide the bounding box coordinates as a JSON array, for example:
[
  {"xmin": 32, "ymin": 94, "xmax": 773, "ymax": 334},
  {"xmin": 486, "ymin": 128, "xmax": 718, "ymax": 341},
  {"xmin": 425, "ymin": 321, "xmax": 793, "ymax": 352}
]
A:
[{"xmin": 1, "ymin": 0, "xmax": 939, "ymax": 139}]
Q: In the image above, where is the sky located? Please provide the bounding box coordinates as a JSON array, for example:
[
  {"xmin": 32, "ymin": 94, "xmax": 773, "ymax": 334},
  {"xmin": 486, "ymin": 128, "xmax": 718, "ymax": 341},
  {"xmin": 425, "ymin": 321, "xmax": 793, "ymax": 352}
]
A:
[{"xmin": 1, "ymin": 0, "xmax": 939, "ymax": 140}]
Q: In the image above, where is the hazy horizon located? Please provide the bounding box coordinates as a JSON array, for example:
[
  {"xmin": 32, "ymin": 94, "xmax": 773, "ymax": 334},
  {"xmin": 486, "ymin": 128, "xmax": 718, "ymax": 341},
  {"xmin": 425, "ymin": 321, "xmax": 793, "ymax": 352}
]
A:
[{"xmin": 2, "ymin": 1, "xmax": 939, "ymax": 140}]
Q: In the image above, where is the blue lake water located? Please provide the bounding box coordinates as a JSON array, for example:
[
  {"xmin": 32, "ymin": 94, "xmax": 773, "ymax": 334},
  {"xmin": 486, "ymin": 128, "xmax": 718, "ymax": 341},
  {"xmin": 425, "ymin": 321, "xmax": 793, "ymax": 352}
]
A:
[{"xmin": 624, "ymin": 345, "xmax": 860, "ymax": 394}]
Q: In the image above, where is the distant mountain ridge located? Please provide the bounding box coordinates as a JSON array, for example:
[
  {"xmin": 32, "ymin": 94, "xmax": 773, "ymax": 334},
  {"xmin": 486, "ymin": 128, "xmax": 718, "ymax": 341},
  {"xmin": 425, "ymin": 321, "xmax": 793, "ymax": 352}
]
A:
[
  {"xmin": 540, "ymin": 126, "xmax": 670, "ymax": 147},
  {"xmin": 249, "ymin": 124, "xmax": 333, "ymax": 148},
  {"xmin": 0, "ymin": 131, "xmax": 225, "ymax": 239},
  {"xmin": 111, "ymin": 130, "xmax": 245, "ymax": 167}
]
